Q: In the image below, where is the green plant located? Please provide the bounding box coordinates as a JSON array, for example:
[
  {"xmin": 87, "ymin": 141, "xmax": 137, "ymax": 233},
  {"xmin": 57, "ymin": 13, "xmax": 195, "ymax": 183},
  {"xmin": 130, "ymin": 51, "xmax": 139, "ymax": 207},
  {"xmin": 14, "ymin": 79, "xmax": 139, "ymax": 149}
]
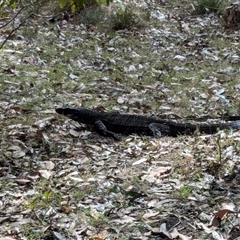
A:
[
  {"xmin": 58, "ymin": 0, "xmax": 113, "ymax": 13},
  {"xmin": 75, "ymin": 5, "xmax": 106, "ymax": 25},
  {"xmin": 88, "ymin": 212, "xmax": 108, "ymax": 227},
  {"xmin": 73, "ymin": 189, "xmax": 85, "ymax": 200},
  {"xmin": 28, "ymin": 189, "xmax": 62, "ymax": 210},
  {"xmin": 175, "ymin": 186, "xmax": 193, "ymax": 198},
  {"xmin": 79, "ymin": 207, "xmax": 108, "ymax": 227},
  {"xmin": 193, "ymin": 0, "xmax": 224, "ymax": 14},
  {"xmin": 110, "ymin": 6, "xmax": 147, "ymax": 30},
  {"xmin": 23, "ymin": 227, "xmax": 42, "ymax": 240},
  {"xmin": 0, "ymin": 0, "xmax": 114, "ymax": 17}
]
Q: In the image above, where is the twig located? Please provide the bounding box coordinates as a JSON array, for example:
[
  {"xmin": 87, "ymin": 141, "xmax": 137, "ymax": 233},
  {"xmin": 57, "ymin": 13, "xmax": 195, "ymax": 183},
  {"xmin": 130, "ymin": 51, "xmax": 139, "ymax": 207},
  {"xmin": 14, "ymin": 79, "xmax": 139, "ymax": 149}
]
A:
[
  {"xmin": 0, "ymin": 0, "xmax": 61, "ymax": 49},
  {"xmin": 0, "ymin": 13, "xmax": 33, "ymax": 50},
  {"xmin": 216, "ymin": 134, "xmax": 222, "ymax": 164},
  {"xmin": 0, "ymin": 2, "xmax": 33, "ymax": 29}
]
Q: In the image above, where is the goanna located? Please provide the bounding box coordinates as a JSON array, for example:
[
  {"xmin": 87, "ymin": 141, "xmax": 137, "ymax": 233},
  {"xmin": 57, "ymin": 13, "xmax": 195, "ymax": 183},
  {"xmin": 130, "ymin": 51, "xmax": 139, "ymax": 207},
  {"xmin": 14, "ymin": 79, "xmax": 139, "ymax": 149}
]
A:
[{"xmin": 56, "ymin": 107, "xmax": 240, "ymax": 140}]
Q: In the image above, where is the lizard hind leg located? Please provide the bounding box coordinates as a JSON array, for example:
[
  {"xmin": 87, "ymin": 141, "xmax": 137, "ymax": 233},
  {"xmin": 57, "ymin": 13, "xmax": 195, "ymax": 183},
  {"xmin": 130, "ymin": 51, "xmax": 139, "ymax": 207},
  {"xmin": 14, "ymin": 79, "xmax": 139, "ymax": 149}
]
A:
[
  {"xmin": 94, "ymin": 120, "xmax": 121, "ymax": 140},
  {"xmin": 148, "ymin": 123, "xmax": 170, "ymax": 137}
]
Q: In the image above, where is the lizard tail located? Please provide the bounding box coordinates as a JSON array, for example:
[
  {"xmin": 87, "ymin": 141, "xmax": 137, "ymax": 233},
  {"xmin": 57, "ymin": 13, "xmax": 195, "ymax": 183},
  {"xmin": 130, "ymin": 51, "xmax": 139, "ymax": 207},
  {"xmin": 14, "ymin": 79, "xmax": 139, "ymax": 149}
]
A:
[{"xmin": 230, "ymin": 120, "xmax": 240, "ymax": 129}]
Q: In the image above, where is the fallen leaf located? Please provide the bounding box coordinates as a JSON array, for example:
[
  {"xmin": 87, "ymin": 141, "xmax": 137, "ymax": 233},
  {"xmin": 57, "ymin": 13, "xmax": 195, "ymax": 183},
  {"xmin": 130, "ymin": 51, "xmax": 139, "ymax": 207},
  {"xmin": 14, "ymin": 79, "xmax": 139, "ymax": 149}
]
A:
[
  {"xmin": 39, "ymin": 170, "xmax": 53, "ymax": 179},
  {"xmin": 110, "ymin": 215, "xmax": 136, "ymax": 224}
]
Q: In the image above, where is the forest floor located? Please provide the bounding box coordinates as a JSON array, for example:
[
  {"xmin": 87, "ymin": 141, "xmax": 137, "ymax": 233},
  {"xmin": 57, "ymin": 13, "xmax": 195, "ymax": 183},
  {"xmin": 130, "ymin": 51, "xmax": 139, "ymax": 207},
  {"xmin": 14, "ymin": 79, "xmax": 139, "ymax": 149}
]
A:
[{"xmin": 1, "ymin": 0, "xmax": 240, "ymax": 239}]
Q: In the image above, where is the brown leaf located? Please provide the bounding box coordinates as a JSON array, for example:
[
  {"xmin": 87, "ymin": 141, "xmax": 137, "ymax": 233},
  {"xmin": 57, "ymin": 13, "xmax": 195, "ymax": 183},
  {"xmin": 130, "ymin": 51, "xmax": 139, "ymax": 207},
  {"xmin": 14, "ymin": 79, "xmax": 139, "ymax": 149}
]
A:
[
  {"xmin": 61, "ymin": 203, "xmax": 71, "ymax": 214},
  {"xmin": 215, "ymin": 209, "xmax": 230, "ymax": 220}
]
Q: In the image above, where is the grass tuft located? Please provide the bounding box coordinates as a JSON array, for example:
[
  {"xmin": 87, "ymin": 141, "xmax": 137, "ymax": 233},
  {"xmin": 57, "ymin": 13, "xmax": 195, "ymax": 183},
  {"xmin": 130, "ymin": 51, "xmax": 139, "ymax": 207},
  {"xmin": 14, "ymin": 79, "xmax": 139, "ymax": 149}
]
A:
[
  {"xmin": 75, "ymin": 5, "xmax": 107, "ymax": 25},
  {"xmin": 193, "ymin": 0, "xmax": 224, "ymax": 14},
  {"xmin": 109, "ymin": 6, "xmax": 148, "ymax": 30}
]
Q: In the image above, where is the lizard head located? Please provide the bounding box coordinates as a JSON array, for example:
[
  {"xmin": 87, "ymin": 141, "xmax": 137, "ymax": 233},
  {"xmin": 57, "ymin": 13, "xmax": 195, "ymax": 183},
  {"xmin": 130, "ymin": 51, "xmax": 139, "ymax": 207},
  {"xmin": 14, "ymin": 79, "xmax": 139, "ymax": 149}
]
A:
[{"xmin": 56, "ymin": 107, "xmax": 97, "ymax": 124}]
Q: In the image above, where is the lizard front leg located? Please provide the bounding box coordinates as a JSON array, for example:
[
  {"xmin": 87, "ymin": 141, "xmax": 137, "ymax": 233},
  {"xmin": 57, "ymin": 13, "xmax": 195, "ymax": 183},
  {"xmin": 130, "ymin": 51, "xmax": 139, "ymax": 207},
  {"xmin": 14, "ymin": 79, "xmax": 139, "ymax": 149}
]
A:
[
  {"xmin": 148, "ymin": 123, "xmax": 170, "ymax": 137},
  {"xmin": 94, "ymin": 120, "xmax": 121, "ymax": 140}
]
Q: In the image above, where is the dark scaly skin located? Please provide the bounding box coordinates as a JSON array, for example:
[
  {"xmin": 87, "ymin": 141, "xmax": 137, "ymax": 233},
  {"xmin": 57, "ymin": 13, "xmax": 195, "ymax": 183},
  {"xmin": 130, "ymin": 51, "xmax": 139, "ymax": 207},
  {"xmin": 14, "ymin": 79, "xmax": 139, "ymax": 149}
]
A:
[{"xmin": 56, "ymin": 107, "xmax": 240, "ymax": 138}]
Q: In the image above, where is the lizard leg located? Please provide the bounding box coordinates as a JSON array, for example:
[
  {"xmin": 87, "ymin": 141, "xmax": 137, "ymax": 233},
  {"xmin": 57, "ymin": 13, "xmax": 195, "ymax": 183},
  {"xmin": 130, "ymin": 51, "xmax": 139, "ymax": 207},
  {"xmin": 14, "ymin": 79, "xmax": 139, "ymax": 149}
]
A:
[
  {"xmin": 148, "ymin": 123, "xmax": 170, "ymax": 137},
  {"xmin": 94, "ymin": 120, "xmax": 121, "ymax": 140}
]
